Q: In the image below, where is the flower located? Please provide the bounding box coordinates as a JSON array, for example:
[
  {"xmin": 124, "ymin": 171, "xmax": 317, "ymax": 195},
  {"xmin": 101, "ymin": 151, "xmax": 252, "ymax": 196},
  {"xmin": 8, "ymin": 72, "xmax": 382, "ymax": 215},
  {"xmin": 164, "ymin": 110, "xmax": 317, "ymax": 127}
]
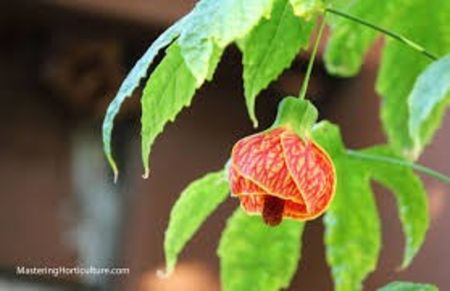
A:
[{"xmin": 228, "ymin": 127, "xmax": 336, "ymax": 226}]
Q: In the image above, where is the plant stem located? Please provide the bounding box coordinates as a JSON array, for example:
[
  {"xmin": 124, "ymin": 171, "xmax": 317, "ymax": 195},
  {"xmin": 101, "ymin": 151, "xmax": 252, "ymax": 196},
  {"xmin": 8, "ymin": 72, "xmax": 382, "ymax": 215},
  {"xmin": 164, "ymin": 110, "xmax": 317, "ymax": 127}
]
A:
[
  {"xmin": 326, "ymin": 7, "xmax": 438, "ymax": 61},
  {"xmin": 298, "ymin": 13, "xmax": 327, "ymax": 100},
  {"xmin": 347, "ymin": 150, "xmax": 450, "ymax": 185}
]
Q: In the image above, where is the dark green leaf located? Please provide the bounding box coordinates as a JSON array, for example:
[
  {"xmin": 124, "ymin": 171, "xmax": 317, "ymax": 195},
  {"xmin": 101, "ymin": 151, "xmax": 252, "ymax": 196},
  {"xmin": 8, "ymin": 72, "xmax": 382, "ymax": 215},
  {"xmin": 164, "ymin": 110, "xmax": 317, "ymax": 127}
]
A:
[
  {"xmin": 218, "ymin": 209, "xmax": 304, "ymax": 291},
  {"xmin": 241, "ymin": 0, "xmax": 314, "ymax": 125},
  {"xmin": 141, "ymin": 44, "xmax": 197, "ymax": 176},
  {"xmin": 378, "ymin": 281, "xmax": 438, "ymax": 291},
  {"xmin": 164, "ymin": 170, "xmax": 229, "ymax": 275},
  {"xmin": 408, "ymin": 55, "xmax": 450, "ymax": 157}
]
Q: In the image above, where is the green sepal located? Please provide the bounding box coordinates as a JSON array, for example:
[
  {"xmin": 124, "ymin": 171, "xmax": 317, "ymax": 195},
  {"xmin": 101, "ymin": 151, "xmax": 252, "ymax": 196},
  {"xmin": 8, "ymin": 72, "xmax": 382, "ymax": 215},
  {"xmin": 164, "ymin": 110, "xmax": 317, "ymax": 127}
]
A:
[{"xmin": 271, "ymin": 96, "xmax": 318, "ymax": 138}]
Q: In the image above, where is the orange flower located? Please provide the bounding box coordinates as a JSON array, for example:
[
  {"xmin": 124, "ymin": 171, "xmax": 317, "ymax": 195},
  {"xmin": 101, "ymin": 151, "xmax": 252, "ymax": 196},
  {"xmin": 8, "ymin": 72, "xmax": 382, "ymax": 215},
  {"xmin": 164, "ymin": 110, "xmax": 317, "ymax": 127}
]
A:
[{"xmin": 229, "ymin": 127, "xmax": 336, "ymax": 226}]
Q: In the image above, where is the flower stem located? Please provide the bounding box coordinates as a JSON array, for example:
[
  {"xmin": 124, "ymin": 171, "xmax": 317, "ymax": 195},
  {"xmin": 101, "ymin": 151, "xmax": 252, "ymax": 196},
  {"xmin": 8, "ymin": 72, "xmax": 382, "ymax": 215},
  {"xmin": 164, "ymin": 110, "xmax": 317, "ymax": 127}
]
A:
[
  {"xmin": 325, "ymin": 7, "xmax": 438, "ymax": 61},
  {"xmin": 298, "ymin": 13, "xmax": 327, "ymax": 100},
  {"xmin": 347, "ymin": 150, "xmax": 450, "ymax": 185}
]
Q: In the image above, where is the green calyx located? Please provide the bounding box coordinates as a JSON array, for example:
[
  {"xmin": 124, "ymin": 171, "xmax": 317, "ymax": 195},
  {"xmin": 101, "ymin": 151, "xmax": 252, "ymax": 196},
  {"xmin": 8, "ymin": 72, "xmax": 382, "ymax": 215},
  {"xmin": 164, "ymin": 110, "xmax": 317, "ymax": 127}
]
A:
[{"xmin": 271, "ymin": 96, "xmax": 318, "ymax": 137}]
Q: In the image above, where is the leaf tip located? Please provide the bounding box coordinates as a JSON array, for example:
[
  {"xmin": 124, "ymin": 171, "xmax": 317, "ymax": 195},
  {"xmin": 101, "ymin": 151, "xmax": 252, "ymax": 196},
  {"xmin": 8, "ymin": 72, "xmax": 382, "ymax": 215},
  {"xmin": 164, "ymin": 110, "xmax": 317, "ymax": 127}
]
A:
[
  {"xmin": 107, "ymin": 154, "xmax": 119, "ymax": 183},
  {"xmin": 156, "ymin": 267, "xmax": 173, "ymax": 279},
  {"xmin": 399, "ymin": 249, "xmax": 416, "ymax": 271},
  {"xmin": 142, "ymin": 167, "xmax": 150, "ymax": 179},
  {"xmin": 251, "ymin": 117, "xmax": 259, "ymax": 128},
  {"xmin": 246, "ymin": 101, "xmax": 259, "ymax": 128}
]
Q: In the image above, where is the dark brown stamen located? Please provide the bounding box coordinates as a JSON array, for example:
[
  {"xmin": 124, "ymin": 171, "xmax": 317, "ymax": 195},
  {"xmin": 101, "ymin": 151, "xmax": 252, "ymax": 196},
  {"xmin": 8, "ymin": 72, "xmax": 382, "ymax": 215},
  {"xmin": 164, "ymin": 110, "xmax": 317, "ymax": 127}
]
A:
[{"xmin": 262, "ymin": 195, "xmax": 285, "ymax": 226}]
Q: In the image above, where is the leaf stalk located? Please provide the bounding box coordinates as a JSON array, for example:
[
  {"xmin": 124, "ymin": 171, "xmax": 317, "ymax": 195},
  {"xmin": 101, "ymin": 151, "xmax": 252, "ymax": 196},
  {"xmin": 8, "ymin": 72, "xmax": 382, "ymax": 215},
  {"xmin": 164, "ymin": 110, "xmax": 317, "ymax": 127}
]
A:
[{"xmin": 347, "ymin": 150, "xmax": 450, "ymax": 186}]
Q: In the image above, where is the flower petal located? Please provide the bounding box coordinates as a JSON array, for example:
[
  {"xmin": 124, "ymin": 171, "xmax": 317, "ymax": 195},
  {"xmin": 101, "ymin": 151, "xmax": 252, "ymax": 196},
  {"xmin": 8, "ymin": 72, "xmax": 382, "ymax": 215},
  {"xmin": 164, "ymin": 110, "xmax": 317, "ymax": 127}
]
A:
[
  {"xmin": 232, "ymin": 129, "xmax": 304, "ymax": 203},
  {"xmin": 281, "ymin": 131, "xmax": 335, "ymax": 215}
]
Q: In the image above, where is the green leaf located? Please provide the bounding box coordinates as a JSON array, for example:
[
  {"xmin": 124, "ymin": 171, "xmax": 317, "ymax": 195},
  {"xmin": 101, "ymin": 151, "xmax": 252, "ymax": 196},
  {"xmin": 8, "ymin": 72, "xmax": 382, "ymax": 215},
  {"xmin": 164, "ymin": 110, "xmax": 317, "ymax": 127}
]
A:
[
  {"xmin": 240, "ymin": 0, "xmax": 314, "ymax": 126},
  {"xmin": 324, "ymin": 0, "xmax": 450, "ymax": 158},
  {"xmin": 178, "ymin": 0, "xmax": 275, "ymax": 84},
  {"xmin": 141, "ymin": 44, "xmax": 197, "ymax": 177},
  {"xmin": 324, "ymin": 158, "xmax": 380, "ymax": 291},
  {"xmin": 356, "ymin": 146, "xmax": 429, "ymax": 268},
  {"xmin": 102, "ymin": 16, "xmax": 187, "ymax": 179},
  {"xmin": 378, "ymin": 281, "xmax": 438, "ymax": 291},
  {"xmin": 289, "ymin": 0, "xmax": 325, "ymax": 19},
  {"xmin": 206, "ymin": 43, "xmax": 224, "ymax": 81},
  {"xmin": 218, "ymin": 209, "xmax": 304, "ymax": 291},
  {"xmin": 312, "ymin": 122, "xmax": 381, "ymax": 291},
  {"xmin": 164, "ymin": 170, "xmax": 229, "ymax": 275},
  {"xmin": 324, "ymin": 0, "xmax": 400, "ymax": 76},
  {"xmin": 311, "ymin": 121, "xmax": 345, "ymax": 157},
  {"xmin": 104, "ymin": 0, "xmax": 276, "ymax": 178},
  {"xmin": 178, "ymin": 34, "xmax": 214, "ymax": 86},
  {"xmin": 408, "ymin": 55, "xmax": 450, "ymax": 157},
  {"xmin": 376, "ymin": 0, "xmax": 450, "ymax": 158}
]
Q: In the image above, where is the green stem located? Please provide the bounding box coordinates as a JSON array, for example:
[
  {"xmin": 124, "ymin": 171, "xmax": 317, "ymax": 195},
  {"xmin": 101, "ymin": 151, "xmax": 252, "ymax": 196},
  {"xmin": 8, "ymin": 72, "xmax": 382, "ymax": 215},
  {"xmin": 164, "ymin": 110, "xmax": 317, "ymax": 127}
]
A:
[
  {"xmin": 326, "ymin": 7, "xmax": 438, "ymax": 61},
  {"xmin": 298, "ymin": 13, "xmax": 327, "ymax": 100},
  {"xmin": 347, "ymin": 150, "xmax": 450, "ymax": 185}
]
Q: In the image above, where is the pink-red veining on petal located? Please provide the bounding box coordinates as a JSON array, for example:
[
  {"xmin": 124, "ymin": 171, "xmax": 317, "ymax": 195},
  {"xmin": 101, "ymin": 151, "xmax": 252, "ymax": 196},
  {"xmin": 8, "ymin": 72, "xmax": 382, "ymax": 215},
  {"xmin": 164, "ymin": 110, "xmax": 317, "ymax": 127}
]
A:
[
  {"xmin": 231, "ymin": 129, "xmax": 304, "ymax": 204},
  {"xmin": 229, "ymin": 165, "xmax": 265, "ymax": 196},
  {"xmin": 281, "ymin": 130, "xmax": 335, "ymax": 216},
  {"xmin": 229, "ymin": 126, "xmax": 336, "ymax": 223}
]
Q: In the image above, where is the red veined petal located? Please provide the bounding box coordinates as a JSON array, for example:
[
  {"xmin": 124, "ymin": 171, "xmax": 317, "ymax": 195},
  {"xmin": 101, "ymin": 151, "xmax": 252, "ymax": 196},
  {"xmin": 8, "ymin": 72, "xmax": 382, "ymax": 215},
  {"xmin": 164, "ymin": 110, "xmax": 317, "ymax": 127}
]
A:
[
  {"xmin": 281, "ymin": 130, "xmax": 335, "ymax": 216},
  {"xmin": 231, "ymin": 129, "xmax": 304, "ymax": 204},
  {"xmin": 229, "ymin": 165, "xmax": 265, "ymax": 196}
]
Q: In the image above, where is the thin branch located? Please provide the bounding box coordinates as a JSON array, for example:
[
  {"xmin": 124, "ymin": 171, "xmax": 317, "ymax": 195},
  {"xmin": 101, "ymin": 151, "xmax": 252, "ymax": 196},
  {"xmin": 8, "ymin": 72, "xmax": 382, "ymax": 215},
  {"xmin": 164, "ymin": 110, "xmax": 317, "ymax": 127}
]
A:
[
  {"xmin": 298, "ymin": 13, "xmax": 327, "ymax": 99},
  {"xmin": 326, "ymin": 7, "xmax": 438, "ymax": 61}
]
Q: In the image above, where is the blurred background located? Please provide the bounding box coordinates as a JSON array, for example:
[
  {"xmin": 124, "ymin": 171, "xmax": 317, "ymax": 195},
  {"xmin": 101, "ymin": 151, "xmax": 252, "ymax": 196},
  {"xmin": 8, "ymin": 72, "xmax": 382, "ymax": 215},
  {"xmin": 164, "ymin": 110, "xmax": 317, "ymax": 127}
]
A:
[{"xmin": 1, "ymin": 1, "xmax": 449, "ymax": 290}]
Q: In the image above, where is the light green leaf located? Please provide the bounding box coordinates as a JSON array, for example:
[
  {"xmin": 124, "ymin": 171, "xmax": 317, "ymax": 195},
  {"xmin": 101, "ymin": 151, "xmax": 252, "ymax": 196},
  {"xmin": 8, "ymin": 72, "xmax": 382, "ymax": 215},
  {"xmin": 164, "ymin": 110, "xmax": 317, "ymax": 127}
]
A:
[
  {"xmin": 356, "ymin": 146, "xmax": 429, "ymax": 268},
  {"xmin": 312, "ymin": 121, "xmax": 381, "ymax": 291},
  {"xmin": 376, "ymin": 0, "xmax": 450, "ymax": 158},
  {"xmin": 105, "ymin": 0, "xmax": 276, "ymax": 178},
  {"xmin": 378, "ymin": 281, "xmax": 438, "ymax": 291},
  {"xmin": 102, "ymin": 16, "xmax": 187, "ymax": 179},
  {"xmin": 178, "ymin": 34, "xmax": 214, "ymax": 86},
  {"xmin": 241, "ymin": 0, "xmax": 314, "ymax": 126},
  {"xmin": 164, "ymin": 170, "xmax": 229, "ymax": 275},
  {"xmin": 206, "ymin": 43, "xmax": 224, "ymax": 81},
  {"xmin": 324, "ymin": 157, "xmax": 380, "ymax": 291},
  {"xmin": 408, "ymin": 55, "xmax": 450, "ymax": 157},
  {"xmin": 178, "ymin": 0, "xmax": 275, "ymax": 84},
  {"xmin": 218, "ymin": 209, "xmax": 304, "ymax": 291},
  {"xmin": 141, "ymin": 44, "xmax": 197, "ymax": 177},
  {"xmin": 311, "ymin": 121, "xmax": 345, "ymax": 157},
  {"xmin": 324, "ymin": 0, "xmax": 400, "ymax": 76},
  {"xmin": 289, "ymin": 0, "xmax": 325, "ymax": 19}
]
